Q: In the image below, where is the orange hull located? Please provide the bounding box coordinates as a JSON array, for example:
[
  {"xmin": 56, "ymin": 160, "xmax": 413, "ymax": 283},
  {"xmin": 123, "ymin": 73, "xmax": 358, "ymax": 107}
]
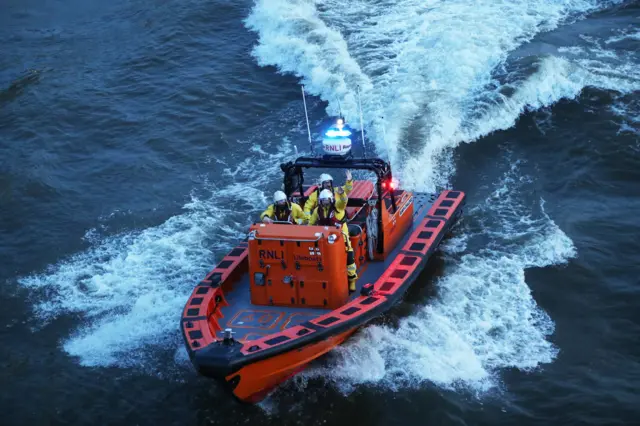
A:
[{"xmin": 226, "ymin": 327, "xmax": 358, "ymax": 403}]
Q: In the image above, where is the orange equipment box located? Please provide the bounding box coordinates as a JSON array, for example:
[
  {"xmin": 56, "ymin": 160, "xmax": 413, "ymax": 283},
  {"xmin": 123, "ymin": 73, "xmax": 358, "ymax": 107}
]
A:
[{"xmin": 247, "ymin": 223, "xmax": 349, "ymax": 310}]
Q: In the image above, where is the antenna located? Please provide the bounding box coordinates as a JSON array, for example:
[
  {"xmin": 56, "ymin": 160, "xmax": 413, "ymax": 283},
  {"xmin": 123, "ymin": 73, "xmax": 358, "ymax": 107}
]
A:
[
  {"xmin": 356, "ymin": 85, "xmax": 367, "ymax": 159},
  {"xmin": 301, "ymin": 85, "xmax": 314, "ymax": 154},
  {"xmin": 380, "ymin": 115, "xmax": 387, "ymax": 147},
  {"xmin": 379, "ymin": 115, "xmax": 392, "ymax": 162},
  {"xmin": 337, "ymin": 98, "xmax": 343, "ymax": 119}
]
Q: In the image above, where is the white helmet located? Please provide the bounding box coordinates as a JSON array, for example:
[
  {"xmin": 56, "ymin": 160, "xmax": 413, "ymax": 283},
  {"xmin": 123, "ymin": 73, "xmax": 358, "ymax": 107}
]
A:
[
  {"xmin": 318, "ymin": 189, "xmax": 334, "ymax": 205},
  {"xmin": 319, "ymin": 173, "xmax": 333, "ymax": 188},
  {"xmin": 273, "ymin": 190, "xmax": 287, "ymax": 205},
  {"xmin": 319, "ymin": 173, "xmax": 333, "ymax": 183}
]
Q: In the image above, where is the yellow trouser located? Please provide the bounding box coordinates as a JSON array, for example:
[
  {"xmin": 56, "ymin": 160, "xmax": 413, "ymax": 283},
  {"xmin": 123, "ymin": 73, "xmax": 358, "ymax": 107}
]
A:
[{"xmin": 340, "ymin": 224, "xmax": 358, "ymax": 291}]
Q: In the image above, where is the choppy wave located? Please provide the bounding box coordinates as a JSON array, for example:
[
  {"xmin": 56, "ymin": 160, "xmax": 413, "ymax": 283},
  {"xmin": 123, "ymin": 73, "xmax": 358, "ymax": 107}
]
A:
[
  {"xmin": 605, "ymin": 28, "xmax": 640, "ymax": 45},
  {"xmin": 15, "ymin": 0, "xmax": 639, "ymax": 399},
  {"xmin": 292, "ymin": 158, "xmax": 576, "ymax": 396},
  {"xmin": 18, "ymin": 141, "xmax": 299, "ymax": 370},
  {"xmin": 244, "ymin": 0, "xmax": 634, "ymax": 400},
  {"xmin": 245, "ymin": 0, "xmax": 628, "ymax": 190}
]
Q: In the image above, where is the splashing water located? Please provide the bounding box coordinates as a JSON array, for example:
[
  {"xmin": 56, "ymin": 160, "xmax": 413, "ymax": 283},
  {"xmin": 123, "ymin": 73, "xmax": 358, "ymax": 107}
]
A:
[
  {"xmin": 18, "ymin": 141, "xmax": 300, "ymax": 371},
  {"xmin": 291, "ymin": 158, "xmax": 575, "ymax": 396},
  {"xmin": 245, "ymin": 0, "xmax": 630, "ymax": 190},
  {"xmin": 15, "ymin": 0, "xmax": 638, "ymax": 397}
]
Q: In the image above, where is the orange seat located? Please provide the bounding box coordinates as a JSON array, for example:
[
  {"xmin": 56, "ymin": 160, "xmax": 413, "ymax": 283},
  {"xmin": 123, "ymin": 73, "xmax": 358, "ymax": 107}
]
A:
[{"xmin": 345, "ymin": 180, "xmax": 374, "ymax": 220}]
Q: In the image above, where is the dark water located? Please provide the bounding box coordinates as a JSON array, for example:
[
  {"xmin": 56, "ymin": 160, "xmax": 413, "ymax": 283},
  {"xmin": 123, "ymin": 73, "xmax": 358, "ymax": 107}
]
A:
[{"xmin": 2, "ymin": 0, "xmax": 639, "ymax": 425}]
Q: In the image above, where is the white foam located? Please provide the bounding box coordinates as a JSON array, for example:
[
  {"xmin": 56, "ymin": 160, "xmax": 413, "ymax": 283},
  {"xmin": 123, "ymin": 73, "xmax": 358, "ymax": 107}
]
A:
[
  {"xmin": 609, "ymin": 90, "xmax": 640, "ymax": 137},
  {"xmin": 18, "ymin": 141, "xmax": 300, "ymax": 370},
  {"xmin": 244, "ymin": 0, "xmax": 634, "ymax": 398},
  {"xmin": 404, "ymin": 47, "xmax": 640, "ymax": 192},
  {"xmin": 557, "ymin": 32, "xmax": 640, "ymax": 86},
  {"xmin": 16, "ymin": 0, "xmax": 637, "ymax": 397},
  {"xmin": 245, "ymin": 0, "xmax": 620, "ymax": 190},
  {"xmin": 555, "ymin": 31, "xmax": 640, "ymax": 137},
  {"xmin": 299, "ymin": 158, "xmax": 576, "ymax": 395},
  {"xmin": 605, "ymin": 29, "xmax": 640, "ymax": 44}
]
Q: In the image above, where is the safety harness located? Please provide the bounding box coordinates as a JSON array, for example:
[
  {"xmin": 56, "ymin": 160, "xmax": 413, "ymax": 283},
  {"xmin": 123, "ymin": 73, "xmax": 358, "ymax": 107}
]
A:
[
  {"xmin": 273, "ymin": 203, "xmax": 293, "ymax": 223},
  {"xmin": 317, "ymin": 202, "xmax": 346, "ymax": 227}
]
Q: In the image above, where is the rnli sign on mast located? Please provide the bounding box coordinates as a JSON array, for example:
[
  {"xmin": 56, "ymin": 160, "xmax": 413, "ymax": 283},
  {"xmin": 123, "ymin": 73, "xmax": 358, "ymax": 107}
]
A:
[{"xmin": 322, "ymin": 118, "xmax": 352, "ymax": 156}]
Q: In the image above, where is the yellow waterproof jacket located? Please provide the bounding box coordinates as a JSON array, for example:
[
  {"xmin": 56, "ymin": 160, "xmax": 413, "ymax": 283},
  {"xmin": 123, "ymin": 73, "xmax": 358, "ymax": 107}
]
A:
[
  {"xmin": 303, "ymin": 178, "xmax": 353, "ymax": 217},
  {"xmin": 308, "ymin": 188, "xmax": 348, "ymax": 222},
  {"xmin": 308, "ymin": 191, "xmax": 352, "ymax": 251},
  {"xmin": 260, "ymin": 202, "xmax": 307, "ymax": 224}
]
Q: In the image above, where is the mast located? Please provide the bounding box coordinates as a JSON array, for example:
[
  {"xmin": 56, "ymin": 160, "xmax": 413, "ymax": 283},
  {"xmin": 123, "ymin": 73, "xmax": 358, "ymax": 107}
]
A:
[
  {"xmin": 301, "ymin": 86, "xmax": 314, "ymax": 154},
  {"xmin": 356, "ymin": 85, "xmax": 367, "ymax": 159}
]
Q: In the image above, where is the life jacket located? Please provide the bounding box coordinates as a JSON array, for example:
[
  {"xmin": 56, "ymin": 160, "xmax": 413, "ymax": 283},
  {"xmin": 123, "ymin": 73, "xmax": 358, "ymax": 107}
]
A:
[
  {"xmin": 317, "ymin": 203, "xmax": 344, "ymax": 227},
  {"xmin": 274, "ymin": 203, "xmax": 292, "ymax": 222}
]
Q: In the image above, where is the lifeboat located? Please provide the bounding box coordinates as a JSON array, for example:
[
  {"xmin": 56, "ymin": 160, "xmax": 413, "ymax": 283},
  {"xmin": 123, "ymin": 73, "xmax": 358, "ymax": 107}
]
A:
[{"xmin": 180, "ymin": 90, "xmax": 466, "ymax": 403}]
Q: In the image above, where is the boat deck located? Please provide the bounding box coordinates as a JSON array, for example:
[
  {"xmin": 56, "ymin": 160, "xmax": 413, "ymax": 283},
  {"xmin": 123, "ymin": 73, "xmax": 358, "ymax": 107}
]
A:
[{"xmin": 219, "ymin": 191, "xmax": 435, "ymax": 341}]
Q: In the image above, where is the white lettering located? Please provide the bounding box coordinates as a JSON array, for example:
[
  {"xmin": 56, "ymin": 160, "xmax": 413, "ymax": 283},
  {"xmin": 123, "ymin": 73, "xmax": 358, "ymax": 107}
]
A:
[
  {"xmin": 399, "ymin": 196, "xmax": 413, "ymax": 216},
  {"xmin": 322, "ymin": 137, "xmax": 352, "ymax": 155}
]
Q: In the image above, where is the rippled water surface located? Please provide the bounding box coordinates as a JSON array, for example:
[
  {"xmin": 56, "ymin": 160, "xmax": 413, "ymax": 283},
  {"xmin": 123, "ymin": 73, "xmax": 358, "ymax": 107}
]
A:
[{"xmin": 1, "ymin": 0, "xmax": 639, "ymax": 424}]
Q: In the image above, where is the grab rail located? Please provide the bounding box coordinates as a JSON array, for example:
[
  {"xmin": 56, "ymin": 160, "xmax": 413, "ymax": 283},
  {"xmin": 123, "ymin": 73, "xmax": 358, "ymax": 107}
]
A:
[
  {"xmin": 347, "ymin": 223, "xmax": 363, "ymax": 237},
  {"xmin": 253, "ymin": 220, "xmax": 295, "ymax": 225},
  {"xmin": 248, "ymin": 229, "xmax": 324, "ymax": 243}
]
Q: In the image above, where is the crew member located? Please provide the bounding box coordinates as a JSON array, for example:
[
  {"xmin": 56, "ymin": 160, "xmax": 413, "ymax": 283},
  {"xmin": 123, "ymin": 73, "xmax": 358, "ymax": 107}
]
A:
[
  {"xmin": 308, "ymin": 189, "xmax": 358, "ymax": 292},
  {"xmin": 303, "ymin": 170, "xmax": 353, "ymax": 219},
  {"xmin": 261, "ymin": 191, "xmax": 307, "ymax": 224}
]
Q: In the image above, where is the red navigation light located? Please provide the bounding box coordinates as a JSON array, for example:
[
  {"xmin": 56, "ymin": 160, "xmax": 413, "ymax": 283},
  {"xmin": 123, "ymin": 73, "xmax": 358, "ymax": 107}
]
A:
[
  {"xmin": 381, "ymin": 178, "xmax": 399, "ymax": 192},
  {"xmin": 382, "ymin": 178, "xmax": 397, "ymax": 191}
]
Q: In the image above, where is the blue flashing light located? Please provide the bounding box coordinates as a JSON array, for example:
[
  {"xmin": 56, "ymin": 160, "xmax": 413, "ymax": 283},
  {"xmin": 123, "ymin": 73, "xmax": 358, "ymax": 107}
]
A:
[{"xmin": 325, "ymin": 129, "xmax": 352, "ymax": 138}]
